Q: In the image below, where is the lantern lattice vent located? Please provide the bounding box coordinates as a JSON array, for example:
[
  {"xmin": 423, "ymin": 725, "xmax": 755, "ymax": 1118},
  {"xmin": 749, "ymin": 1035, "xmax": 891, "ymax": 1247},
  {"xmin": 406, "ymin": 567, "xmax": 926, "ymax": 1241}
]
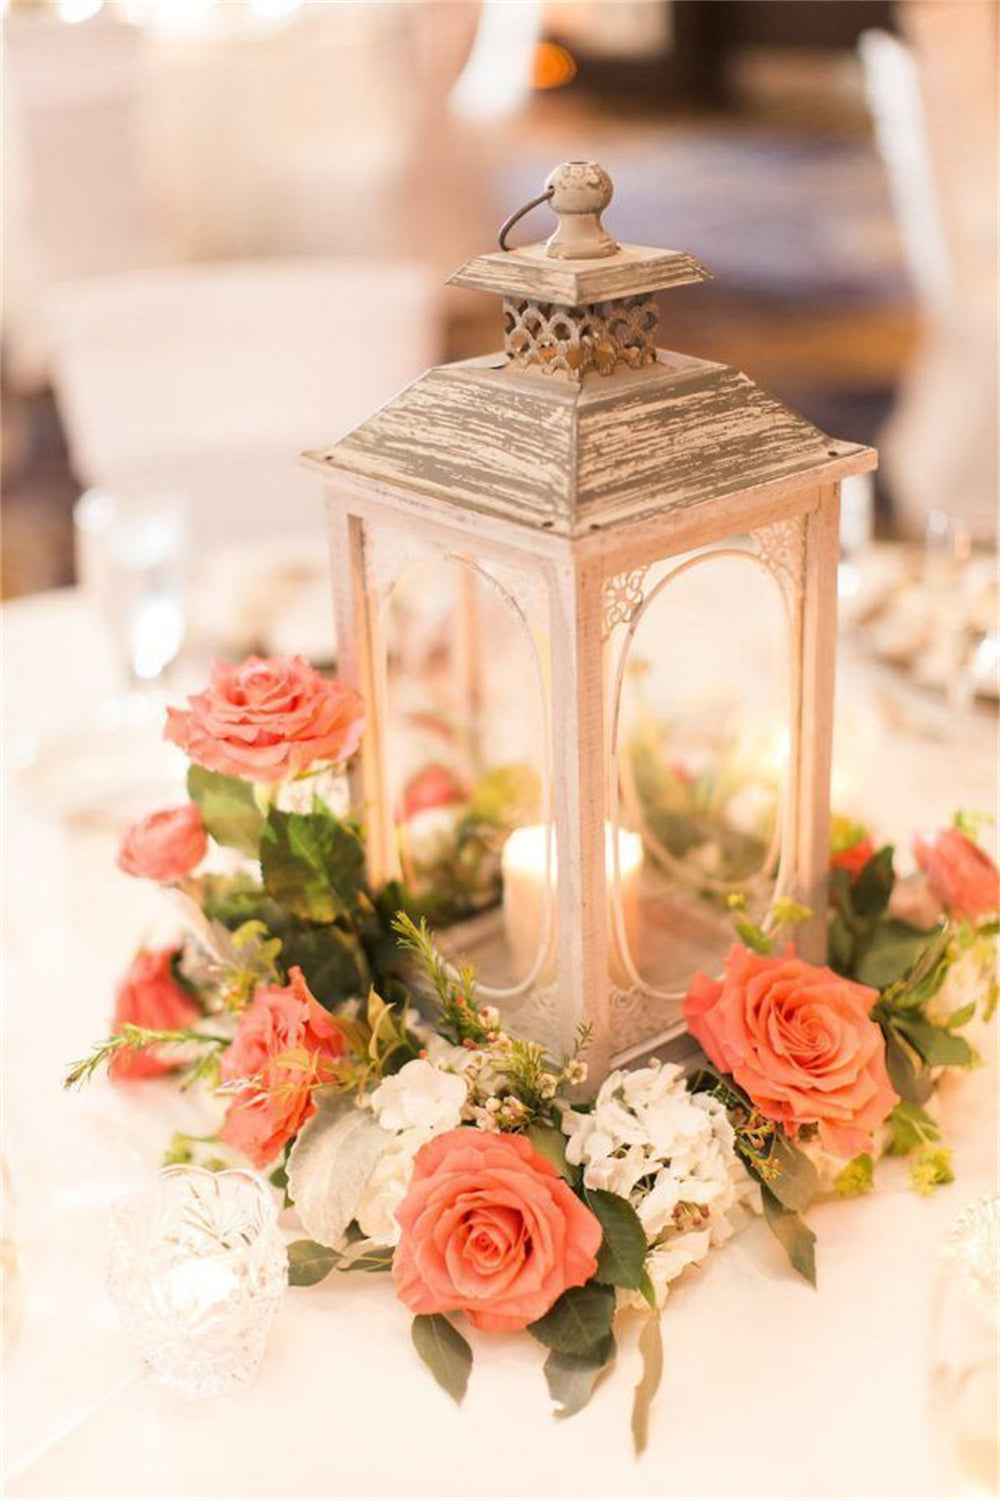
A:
[{"xmin": 502, "ymin": 294, "xmax": 658, "ymax": 379}]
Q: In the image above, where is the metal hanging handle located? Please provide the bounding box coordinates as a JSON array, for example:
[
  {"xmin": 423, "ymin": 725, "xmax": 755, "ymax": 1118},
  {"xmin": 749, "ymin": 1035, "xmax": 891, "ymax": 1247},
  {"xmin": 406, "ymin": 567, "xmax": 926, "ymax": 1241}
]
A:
[{"xmin": 497, "ymin": 186, "xmax": 554, "ymax": 251}]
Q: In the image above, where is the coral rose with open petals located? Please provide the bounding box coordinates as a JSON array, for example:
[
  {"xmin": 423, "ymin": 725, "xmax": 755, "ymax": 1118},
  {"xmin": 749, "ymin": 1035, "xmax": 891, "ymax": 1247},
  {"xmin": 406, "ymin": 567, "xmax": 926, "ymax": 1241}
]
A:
[
  {"xmin": 165, "ymin": 655, "xmax": 364, "ymax": 784},
  {"xmin": 218, "ymin": 968, "xmax": 346, "ymax": 1168},
  {"xmin": 913, "ymin": 827, "xmax": 999, "ymax": 920},
  {"xmin": 117, "ymin": 803, "xmax": 207, "ymax": 882},
  {"xmin": 683, "ymin": 944, "xmax": 897, "ymax": 1158},
  {"xmin": 110, "ymin": 948, "xmax": 201, "ymax": 1081},
  {"xmin": 393, "ymin": 1128, "xmax": 602, "ymax": 1332}
]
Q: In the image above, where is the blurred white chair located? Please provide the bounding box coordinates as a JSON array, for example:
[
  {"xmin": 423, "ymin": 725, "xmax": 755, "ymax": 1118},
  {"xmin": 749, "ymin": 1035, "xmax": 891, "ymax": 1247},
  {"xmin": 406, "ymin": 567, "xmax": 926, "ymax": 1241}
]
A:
[
  {"xmin": 45, "ymin": 258, "xmax": 442, "ymax": 558},
  {"xmin": 860, "ymin": 8, "xmax": 998, "ymax": 539}
]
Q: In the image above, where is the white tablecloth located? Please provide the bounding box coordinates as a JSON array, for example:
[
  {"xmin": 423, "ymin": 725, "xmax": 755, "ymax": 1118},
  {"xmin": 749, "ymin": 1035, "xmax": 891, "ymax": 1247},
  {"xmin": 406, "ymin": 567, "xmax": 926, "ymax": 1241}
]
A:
[{"xmin": 3, "ymin": 588, "xmax": 998, "ymax": 1500}]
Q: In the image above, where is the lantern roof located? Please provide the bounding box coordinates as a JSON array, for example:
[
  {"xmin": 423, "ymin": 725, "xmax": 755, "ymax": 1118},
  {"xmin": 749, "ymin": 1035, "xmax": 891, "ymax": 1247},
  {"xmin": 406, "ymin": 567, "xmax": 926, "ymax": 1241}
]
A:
[{"xmin": 304, "ymin": 161, "xmax": 875, "ymax": 537}]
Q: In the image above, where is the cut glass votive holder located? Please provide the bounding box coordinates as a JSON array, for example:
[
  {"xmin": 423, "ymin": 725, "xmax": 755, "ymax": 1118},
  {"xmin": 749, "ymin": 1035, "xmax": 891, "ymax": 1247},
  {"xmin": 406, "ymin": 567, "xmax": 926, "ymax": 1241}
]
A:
[{"xmin": 109, "ymin": 1166, "xmax": 288, "ymax": 1399}]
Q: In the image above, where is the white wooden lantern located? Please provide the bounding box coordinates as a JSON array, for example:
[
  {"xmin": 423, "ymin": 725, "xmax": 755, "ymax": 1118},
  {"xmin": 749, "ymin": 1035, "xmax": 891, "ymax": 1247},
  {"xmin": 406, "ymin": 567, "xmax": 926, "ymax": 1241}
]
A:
[{"xmin": 305, "ymin": 161, "xmax": 876, "ymax": 1080}]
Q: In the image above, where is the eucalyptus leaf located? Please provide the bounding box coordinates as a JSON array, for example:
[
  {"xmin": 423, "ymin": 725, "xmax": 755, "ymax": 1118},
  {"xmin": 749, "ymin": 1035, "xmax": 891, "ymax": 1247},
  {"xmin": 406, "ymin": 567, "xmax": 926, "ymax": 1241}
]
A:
[
  {"xmin": 187, "ymin": 766, "xmax": 264, "ymax": 857},
  {"xmin": 761, "ymin": 1186, "xmax": 817, "ymax": 1287},
  {"xmin": 631, "ymin": 1312, "xmax": 664, "ymax": 1458},
  {"xmin": 882, "ymin": 1022, "xmax": 934, "ymax": 1105},
  {"xmin": 544, "ymin": 1338, "xmax": 616, "ymax": 1420},
  {"xmin": 586, "ymin": 1189, "xmax": 649, "ymax": 1290},
  {"xmin": 529, "ymin": 1281, "xmax": 616, "ymax": 1358},
  {"xmin": 411, "ymin": 1314, "xmax": 472, "ymax": 1405},
  {"xmin": 286, "ymin": 1097, "xmax": 388, "ymax": 1248},
  {"xmin": 287, "ymin": 1238, "xmax": 339, "ymax": 1287},
  {"xmin": 894, "ymin": 1016, "xmax": 976, "ymax": 1069},
  {"xmin": 764, "ymin": 1131, "xmax": 820, "ymax": 1214}
]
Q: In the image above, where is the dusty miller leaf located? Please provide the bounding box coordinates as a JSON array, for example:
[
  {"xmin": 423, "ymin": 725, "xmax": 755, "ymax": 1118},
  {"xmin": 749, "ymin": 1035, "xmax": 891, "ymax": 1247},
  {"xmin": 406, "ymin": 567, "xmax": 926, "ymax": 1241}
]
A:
[{"xmin": 286, "ymin": 1096, "xmax": 388, "ymax": 1248}]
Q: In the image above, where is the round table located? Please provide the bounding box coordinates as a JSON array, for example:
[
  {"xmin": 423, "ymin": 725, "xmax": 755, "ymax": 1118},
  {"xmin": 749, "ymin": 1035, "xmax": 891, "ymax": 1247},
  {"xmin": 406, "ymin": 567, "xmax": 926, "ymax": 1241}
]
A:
[{"xmin": 3, "ymin": 587, "xmax": 997, "ymax": 1499}]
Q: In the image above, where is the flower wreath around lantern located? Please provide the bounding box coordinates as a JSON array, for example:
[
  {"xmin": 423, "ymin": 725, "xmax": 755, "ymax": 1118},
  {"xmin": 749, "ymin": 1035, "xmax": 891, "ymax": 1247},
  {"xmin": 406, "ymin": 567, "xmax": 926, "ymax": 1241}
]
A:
[{"xmin": 68, "ymin": 656, "xmax": 999, "ymax": 1452}]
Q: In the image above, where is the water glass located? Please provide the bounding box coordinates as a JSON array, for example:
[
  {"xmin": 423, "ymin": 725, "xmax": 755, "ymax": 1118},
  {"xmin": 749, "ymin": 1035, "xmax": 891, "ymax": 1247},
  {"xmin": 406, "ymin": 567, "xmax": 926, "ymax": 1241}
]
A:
[
  {"xmin": 109, "ymin": 1167, "xmax": 287, "ymax": 1399},
  {"xmin": 929, "ymin": 1193, "xmax": 999, "ymax": 1497},
  {"xmin": 74, "ymin": 488, "xmax": 189, "ymax": 689}
]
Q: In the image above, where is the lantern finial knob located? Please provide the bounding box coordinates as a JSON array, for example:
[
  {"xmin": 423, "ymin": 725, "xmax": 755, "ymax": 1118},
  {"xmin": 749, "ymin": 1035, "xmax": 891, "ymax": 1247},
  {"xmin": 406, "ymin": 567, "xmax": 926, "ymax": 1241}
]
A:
[{"xmin": 543, "ymin": 161, "xmax": 618, "ymax": 261}]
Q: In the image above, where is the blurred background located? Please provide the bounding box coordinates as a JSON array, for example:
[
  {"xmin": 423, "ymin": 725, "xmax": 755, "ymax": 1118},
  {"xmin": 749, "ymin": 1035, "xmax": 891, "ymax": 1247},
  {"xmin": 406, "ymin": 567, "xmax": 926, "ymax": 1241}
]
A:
[{"xmin": 1, "ymin": 0, "xmax": 997, "ymax": 650}]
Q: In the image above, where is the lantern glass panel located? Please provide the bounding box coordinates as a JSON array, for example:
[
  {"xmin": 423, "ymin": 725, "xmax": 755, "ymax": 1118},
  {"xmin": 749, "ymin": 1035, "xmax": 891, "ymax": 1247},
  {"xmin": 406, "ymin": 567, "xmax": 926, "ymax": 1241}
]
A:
[
  {"xmin": 381, "ymin": 549, "xmax": 553, "ymax": 994},
  {"xmin": 609, "ymin": 544, "xmax": 791, "ymax": 997}
]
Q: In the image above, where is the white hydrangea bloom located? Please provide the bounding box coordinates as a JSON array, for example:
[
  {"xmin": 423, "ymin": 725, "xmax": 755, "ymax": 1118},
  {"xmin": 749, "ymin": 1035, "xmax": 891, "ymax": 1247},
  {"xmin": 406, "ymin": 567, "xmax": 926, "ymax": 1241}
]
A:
[
  {"xmin": 562, "ymin": 1061, "xmax": 759, "ymax": 1308},
  {"xmin": 369, "ymin": 1058, "xmax": 468, "ymax": 1133},
  {"xmin": 355, "ymin": 1127, "xmax": 433, "ymax": 1246}
]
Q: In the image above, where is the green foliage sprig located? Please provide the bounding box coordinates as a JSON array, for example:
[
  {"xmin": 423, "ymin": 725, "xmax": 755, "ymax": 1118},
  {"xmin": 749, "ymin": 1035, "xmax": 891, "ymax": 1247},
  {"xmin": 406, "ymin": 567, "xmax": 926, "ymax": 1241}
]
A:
[{"xmin": 64, "ymin": 1025, "xmax": 230, "ymax": 1090}]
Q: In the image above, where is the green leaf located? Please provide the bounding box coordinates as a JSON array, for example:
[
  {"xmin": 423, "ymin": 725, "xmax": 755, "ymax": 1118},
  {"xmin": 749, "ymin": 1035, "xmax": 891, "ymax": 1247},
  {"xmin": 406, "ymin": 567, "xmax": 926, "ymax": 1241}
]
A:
[
  {"xmin": 735, "ymin": 917, "xmax": 772, "ymax": 955},
  {"xmin": 855, "ymin": 921, "xmax": 935, "ymax": 990},
  {"xmin": 885, "ymin": 1100, "xmax": 940, "ymax": 1157},
  {"xmin": 852, "ymin": 846, "xmax": 895, "ymax": 920},
  {"xmin": 827, "ymin": 911, "xmax": 856, "ymax": 976},
  {"xmin": 187, "ymin": 766, "xmax": 264, "ymax": 857},
  {"xmin": 586, "ymin": 1189, "xmax": 649, "ymax": 1290},
  {"xmin": 543, "ymin": 1338, "xmax": 616, "ymax": 1420},
  {"xmin": 910, "ymin": 1145, "xmax": 955, "ymax": 1196},
  {"xmin": 882, "ymin": 1024, "xmax": 934, "ymax": 1105},
  {"xmin": 761, "ymin": 1186, "xmax": 817, "ymax": 1287},
  {"xmin": 832, "ymin": 1153, "xmax": 874, "ymax": 1197},
  {"xmin": 336, "ymin": 1243, "xmax": 394, "ymax": 1274},
  {"xmin": 411, "ymin": 1314, "xmax": 472, "ymax": 1405},
  {"xmin": 529, "ymin": 1281, "xmax": 616, "ymax": 1357},
  {"xmin": 637, "ymin": 1268, "xmax": 657, "ymax": 1310},
  {"xmin": 287, "ymin": 1238, "xmax": 338, "ymax": 1286},
  {"xmin": 260, "ymin": 802, "xmax": 366, "ymax": 922},
  {"xmin": 278, "ymin": 921, "xmax": 370, "ymax": 1010},
  {"xmin": 526, "ymin": 1123, "xmax": 574, "ymax": 1182},
  {"xmin": 764, "ymin": 1131, "xmax": 820, "ymax": 1214},
  {"xmin": 631, "ymin": 1312, "xmax": 664, "ymax": 1458},
  {"xmin": 894, "ymin": 1016, "xmax": 976, "ymax": 1069},
  {"xmin": 945, "ymin": 1001, "xmax": 977, "ymax": 1031}
]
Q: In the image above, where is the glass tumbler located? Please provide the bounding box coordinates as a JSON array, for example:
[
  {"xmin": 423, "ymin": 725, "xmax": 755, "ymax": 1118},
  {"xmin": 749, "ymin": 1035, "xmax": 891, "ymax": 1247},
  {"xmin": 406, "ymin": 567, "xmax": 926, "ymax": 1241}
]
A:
[
  {"xmin": 929, "ymin": 1193, "xmax": 999, "ymax": 1497},
  {"xmin": 109, "ymin": 1167, "xmax": 287, "ymax": 1399}
]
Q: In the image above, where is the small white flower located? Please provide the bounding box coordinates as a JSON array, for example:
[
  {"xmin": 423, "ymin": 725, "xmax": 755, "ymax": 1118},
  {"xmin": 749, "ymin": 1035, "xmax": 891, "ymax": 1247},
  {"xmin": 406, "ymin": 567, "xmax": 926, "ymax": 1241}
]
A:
[{"xmin": 369, "ymin": 1059, "xmax": 467, "ymax": 1134}]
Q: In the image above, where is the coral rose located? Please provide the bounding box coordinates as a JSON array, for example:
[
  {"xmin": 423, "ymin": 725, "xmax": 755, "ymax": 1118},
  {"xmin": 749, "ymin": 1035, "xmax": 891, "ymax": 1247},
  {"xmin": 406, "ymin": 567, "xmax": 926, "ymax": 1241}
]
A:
[
  {"xmin": 117, "ymin": 803, "xmax": 207, "ymax": 882},
  {"xmin": 830, "ymin": 836, "xmax": 875, "ymax": 881},
  {"xmin": 393, "ymin": 1128, "xmax": 602, "ymax": 1332},
  {"xmin": 165, "ymin": 655, "xmax": 364, "ymax": 784},
  {"xmin": 218, "ymin": 968, "xmax": 346, "ymax": 1168},
  {"xmin": 913, "ymin": 827, "xmax": 999, "ymax": 920},
  {"xmin": 683, "ymin": 944, "xmax": 897, "ymax": 1158},
  {"xmin": 110, "ymin": 948, "xmax": 201, "ymax": 1081}
]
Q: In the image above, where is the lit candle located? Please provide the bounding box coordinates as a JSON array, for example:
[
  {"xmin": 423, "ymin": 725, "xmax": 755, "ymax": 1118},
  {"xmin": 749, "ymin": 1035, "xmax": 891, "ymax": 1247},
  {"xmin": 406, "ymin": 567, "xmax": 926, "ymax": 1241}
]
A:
[{"xmin": 501, "ymin": 823, "xmax": 643, "ymax": 986}]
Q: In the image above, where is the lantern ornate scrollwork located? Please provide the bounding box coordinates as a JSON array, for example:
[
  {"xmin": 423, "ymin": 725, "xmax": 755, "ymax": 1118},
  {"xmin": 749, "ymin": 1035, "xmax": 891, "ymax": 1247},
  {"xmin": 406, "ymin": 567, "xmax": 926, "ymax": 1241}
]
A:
[{"xmin": 307, "ymin": 162, "xmax": 876, "ymax": 1082}]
